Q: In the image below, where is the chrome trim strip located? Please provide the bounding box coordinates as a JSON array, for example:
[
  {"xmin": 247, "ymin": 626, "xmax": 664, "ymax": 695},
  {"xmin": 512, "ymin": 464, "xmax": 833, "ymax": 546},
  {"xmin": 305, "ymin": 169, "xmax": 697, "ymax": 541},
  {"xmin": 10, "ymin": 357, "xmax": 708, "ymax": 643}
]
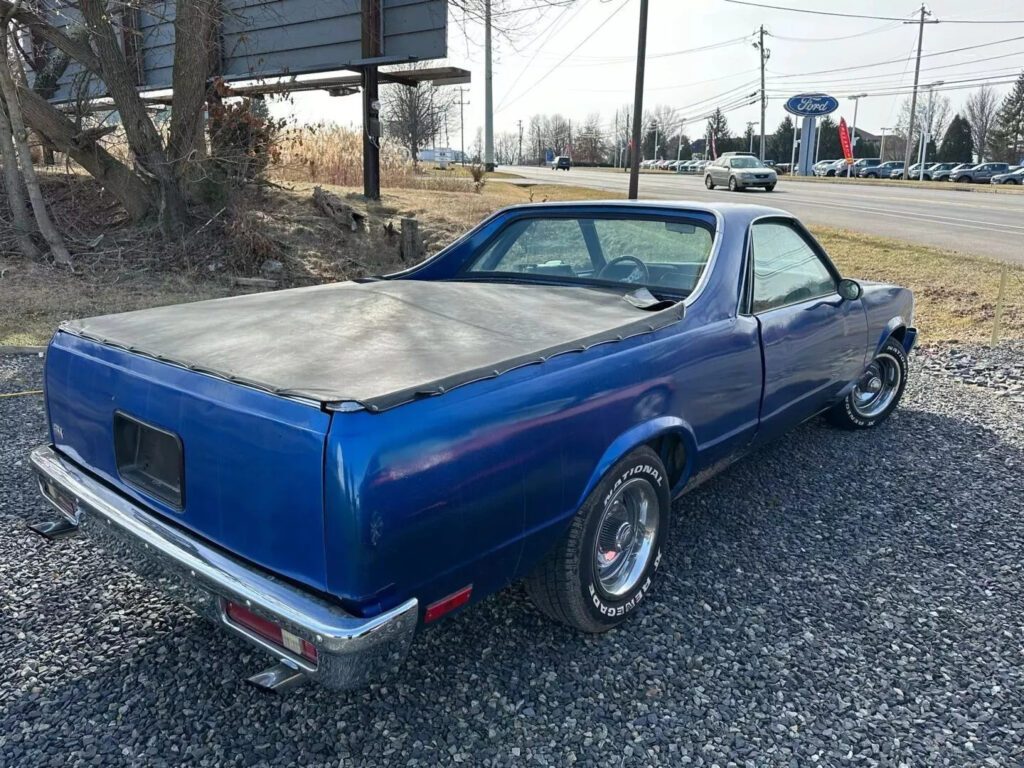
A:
[{"xmin": 29, "ymin": 444, "xmax": 418, "ymax": 690}]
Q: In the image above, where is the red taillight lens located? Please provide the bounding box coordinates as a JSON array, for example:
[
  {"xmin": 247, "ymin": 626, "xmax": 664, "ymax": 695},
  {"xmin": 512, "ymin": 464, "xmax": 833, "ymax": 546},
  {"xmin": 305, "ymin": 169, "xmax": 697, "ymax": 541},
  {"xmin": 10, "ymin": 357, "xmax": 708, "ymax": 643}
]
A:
[
  {"xmin": 424, "ymin": 585, "xmax": 473, "ymax": 623},
  {"xmin": 225, "ymin": 601, "xmax": 318, "ymax": 663}
]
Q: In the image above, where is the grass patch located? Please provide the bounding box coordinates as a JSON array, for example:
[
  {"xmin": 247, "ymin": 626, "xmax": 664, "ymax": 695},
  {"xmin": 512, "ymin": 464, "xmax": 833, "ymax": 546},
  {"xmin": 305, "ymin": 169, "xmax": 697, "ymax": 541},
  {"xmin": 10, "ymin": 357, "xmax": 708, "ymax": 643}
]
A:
[
  {"xmin": 813, "ymin": 226, "xmax": 1023, "ymax": 345},
  {"xmin": 1, "ymin": 179, "xmax": 1017, "ymax": 348}
]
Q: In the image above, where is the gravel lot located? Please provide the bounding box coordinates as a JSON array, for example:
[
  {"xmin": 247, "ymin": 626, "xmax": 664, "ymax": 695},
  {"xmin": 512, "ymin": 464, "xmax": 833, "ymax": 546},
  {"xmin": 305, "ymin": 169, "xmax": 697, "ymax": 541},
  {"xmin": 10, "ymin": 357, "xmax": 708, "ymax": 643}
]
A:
[{"xmin": 3, "ymin": 345, "xmax": 1023, "ymax": 767}]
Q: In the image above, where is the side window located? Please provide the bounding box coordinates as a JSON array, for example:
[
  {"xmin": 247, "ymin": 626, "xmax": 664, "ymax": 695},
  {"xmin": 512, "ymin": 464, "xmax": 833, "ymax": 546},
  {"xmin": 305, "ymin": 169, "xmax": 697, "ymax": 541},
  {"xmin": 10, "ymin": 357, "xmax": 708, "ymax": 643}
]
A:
[{"xmin": 751, "ymin": 222, "xmax": 836, "ymax": 313}]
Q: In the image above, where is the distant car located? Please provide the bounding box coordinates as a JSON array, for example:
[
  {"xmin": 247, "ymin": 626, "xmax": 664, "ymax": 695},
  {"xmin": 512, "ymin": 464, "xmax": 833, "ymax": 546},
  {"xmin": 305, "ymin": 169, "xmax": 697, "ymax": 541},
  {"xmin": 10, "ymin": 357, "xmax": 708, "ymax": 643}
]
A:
[
  {"xmin": 855, "ymin": 159, "xmax": 891, "ymax": 178},
  {"xmin": 552, "ymin": 156, "xmax": 571, "ymax": 171},
  {"xmin": 921, "ymin": 162, "xmax": 958, "ymax": 181},
  {"xmin": 813, "ymin": 159, "xmax": 839, "ymax": 176},
  {"xmin": 704, "ymin": 154, "xmax": 777, "ymax": 192},
  {"xmin": 952, "ymin": 162, "xmax": 1010, "ymax": 183},
  {"xmin": 991, "ymin": 167, "xmax": 1024, "ymax": 184},
  {"xmin": 842, "ymin": 158, "xmax": 881, "ymax": 178}
]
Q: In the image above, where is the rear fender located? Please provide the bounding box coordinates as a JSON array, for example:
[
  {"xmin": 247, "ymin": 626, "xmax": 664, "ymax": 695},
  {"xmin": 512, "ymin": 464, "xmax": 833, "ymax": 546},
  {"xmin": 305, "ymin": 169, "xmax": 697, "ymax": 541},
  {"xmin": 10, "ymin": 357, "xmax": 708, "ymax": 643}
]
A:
[{"xmin": 575, "ymin": 417, "xmax": 698, "ymax": 509}]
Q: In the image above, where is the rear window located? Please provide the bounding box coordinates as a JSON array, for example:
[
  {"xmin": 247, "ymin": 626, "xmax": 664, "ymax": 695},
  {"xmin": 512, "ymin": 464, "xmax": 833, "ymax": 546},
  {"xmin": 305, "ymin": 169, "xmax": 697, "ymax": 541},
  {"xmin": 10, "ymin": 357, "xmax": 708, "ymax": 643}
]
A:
[{"xmin": 465, "ymin": 215, "xmax": 714, "ymax": 295}]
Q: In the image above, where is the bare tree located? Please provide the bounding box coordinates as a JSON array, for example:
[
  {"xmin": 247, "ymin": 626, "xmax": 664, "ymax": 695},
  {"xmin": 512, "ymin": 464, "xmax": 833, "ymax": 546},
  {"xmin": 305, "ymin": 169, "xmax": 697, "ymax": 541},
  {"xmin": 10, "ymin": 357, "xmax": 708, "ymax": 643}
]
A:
[
  {"xmin": 965, "ymin": 86, "xmax": 999, "ymax": 161},
  {"xmin": 382, "ymin": 66, "xmax": 457, "ymax": 163},
  {"xmin": 0, "ymin": 10, "xmax": 69, "ymax": 263}
]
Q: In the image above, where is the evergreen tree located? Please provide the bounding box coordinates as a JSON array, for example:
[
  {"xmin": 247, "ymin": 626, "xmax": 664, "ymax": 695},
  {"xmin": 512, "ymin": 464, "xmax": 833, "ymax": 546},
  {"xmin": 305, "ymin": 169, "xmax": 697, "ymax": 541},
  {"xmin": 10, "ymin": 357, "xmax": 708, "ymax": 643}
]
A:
[
  {"xmin": 766, "ymin": 116, "xmax": 794, "ymax": 164},
  {"xmin": 989, "ymin": 71, "xmax": 1024, "ymax": 164},
  {"xmin": 938, "ymin": 114, "xmax": 974, "ymax": 163},
  {"xmin": 705, "ymin": 108, "xmax": 731, "ymax": 156},
  {"xmin": 816, "ymin": 115, "xmax": 842, "ymax": 160}
]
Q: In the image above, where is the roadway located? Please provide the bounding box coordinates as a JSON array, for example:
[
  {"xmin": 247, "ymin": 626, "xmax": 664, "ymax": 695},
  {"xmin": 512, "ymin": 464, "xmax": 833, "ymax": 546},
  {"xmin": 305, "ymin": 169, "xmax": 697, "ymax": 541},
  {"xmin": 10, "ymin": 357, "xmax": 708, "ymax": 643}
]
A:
[{"xmin": 504, "ymin": 166, "xmax": 1024, "ymax": 264}]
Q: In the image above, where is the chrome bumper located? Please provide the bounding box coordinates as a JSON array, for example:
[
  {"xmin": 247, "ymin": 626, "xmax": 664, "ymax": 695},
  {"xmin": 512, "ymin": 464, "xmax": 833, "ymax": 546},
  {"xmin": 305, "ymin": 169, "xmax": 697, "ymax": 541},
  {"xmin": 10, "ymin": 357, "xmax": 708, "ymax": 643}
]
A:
[{"xmin": 29, "ymin": 445, "xmax": 418, "ymax": 691}]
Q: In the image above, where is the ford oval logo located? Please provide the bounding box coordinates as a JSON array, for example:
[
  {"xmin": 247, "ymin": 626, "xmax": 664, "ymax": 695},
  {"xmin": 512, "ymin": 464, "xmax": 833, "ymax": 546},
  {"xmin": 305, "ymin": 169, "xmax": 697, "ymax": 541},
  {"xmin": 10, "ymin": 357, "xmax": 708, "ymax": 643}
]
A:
[{"xmin": 784, "ymin": 94, "xmax": 839, "ymax": 117}]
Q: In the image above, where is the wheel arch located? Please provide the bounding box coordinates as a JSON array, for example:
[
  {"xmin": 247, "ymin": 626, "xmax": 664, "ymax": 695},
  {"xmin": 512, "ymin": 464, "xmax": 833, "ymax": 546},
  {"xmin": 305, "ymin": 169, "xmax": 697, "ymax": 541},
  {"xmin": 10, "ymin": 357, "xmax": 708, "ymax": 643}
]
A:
[
  {"xmin": 876, "ymin": 316, "xmax": 909, "ymax": 355},
  {"xmin": 575, "ymin": 417, "xmax": 697, "ymax": 510}
]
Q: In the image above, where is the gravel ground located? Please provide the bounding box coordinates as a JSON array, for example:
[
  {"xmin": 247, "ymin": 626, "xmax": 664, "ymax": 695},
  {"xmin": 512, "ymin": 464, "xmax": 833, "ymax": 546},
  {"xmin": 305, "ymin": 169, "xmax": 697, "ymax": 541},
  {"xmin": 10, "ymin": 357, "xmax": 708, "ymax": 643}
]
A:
[{"xmin": 2, "ymin": 346, "xmax": 1023, "ymax": 768}]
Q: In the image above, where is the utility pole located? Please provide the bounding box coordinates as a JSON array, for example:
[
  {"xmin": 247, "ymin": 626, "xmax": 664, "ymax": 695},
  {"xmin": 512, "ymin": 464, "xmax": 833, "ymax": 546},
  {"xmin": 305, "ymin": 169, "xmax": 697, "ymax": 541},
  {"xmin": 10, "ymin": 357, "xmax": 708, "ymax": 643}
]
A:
[
  {"xmin": 879, "ymin": 126, "xmax": 889, "ymax": 161},
  {"xmin": 484, "ymin": 0, "xmax": 494, "ymax": 171},
  {"xmin": 902, "ymin": 4, "xmax": 936, "ymax": 179},
  {"xmin": 458, "ymin": 87, "xmax": 469, "ymax": 165},
  {"xmin": 754, "ymin": 25, "xmax": 769, "ymax": 162},
  {"xmin": 846, "ymin": 93, "xmax": 867, "ymax": 177},
  {"xmin": 361, "ymin": 0, "xmax": 382, "ymax": 199},
  {"xmin": 517, "ymin": 119, "xmax": 523, "ymax": 166},
  {"xmin": 628, "ymin": 0, "xmax": 649, "ymax": 199}
]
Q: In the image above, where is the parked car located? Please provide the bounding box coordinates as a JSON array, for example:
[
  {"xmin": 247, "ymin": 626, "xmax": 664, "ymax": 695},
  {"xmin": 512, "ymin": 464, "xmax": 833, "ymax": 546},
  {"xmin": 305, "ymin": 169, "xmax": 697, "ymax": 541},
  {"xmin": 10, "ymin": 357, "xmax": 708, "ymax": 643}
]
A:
[
  {"xmin": 920, "ymin": 162, "xmax": 958, "ymax": 181},
  {"xmin": 952, "ymin": 162, "xmax": 1010, "ymax": 183},
  {"xmin": 704, "ymin": 155, "xmax": 777, "ymax": 191},
  {"xmin": 892, "ymin": 162, "xmax": 921, "ymax": 179},
  {"xmin": 813, "ymin": 159, "xmax": 840, "ymax": 176},
  {"xmin": 856, "ymin": 159, "xmax": 892, "ymax": 178},
  {"xmin": 990, "ymin": 167, "xmax": 1024, "ymax": 184},
  {"xmin": 28, "ymin": 201, "xmax": 916, "ymax": 692},
  {"xmin": 552, "ymin": 156, "xmax": 571, "ymax": 171}
]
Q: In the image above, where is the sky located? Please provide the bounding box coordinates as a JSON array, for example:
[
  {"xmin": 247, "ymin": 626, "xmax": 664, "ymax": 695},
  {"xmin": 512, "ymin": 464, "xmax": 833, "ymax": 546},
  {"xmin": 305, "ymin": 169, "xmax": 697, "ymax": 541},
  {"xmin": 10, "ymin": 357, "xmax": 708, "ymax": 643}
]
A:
[{"xmin": 274, "ymin": 0, "xmax": 1024, "ymax": 150}]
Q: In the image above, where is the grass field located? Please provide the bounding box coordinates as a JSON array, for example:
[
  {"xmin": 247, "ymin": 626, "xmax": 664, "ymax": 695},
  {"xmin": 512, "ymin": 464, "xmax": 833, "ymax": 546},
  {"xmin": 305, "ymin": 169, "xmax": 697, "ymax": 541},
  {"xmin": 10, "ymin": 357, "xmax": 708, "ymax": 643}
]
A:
[{"xmin": 2, "ymin": 179, "xmax": 1020, "ymax": 348}]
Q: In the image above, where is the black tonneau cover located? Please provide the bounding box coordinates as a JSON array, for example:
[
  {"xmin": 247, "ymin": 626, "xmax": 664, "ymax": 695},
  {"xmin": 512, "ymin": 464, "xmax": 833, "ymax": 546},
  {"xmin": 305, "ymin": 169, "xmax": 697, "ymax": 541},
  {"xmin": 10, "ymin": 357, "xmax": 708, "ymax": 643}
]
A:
[{"xmin": 62, "ymin": 280, "xmax": 684, "ymax": 411}]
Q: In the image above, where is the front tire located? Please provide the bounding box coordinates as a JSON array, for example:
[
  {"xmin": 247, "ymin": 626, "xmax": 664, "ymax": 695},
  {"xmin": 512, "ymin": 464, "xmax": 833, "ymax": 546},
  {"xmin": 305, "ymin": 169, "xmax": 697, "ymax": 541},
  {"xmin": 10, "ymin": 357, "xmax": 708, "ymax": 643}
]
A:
[
  {"xmin": 826, "ymin": 337, "xmax": 908, "ymax": 430},
  {"xmin": 704, "ymin": 175, "xmax": 715, "ymax": 189},
  {"xmin": 765, "ymin": 183, "xmax": 776, "ymax": 192},
  {"xmin": 728, "ymin": 176, "xmax": 739, "ymax": 191},
  {"xmin": 525, "ymin": 447, "xmax": 670, "ymax": 633}
]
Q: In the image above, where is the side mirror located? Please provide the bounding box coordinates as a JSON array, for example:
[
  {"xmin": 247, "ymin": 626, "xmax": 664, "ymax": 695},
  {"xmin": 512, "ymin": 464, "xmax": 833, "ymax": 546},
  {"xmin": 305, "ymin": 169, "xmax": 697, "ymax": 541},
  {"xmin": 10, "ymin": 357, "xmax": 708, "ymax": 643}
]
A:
[{"xmin": 838, "ymin": 278, "xmax": 862, "ymax": 301}]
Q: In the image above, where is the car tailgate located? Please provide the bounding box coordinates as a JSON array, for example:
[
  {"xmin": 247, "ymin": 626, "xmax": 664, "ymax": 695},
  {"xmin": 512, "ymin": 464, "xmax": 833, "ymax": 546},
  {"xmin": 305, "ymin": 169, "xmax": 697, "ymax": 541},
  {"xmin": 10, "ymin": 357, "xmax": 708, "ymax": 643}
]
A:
[{"xmin": 44, "ymin": 331, "xmax": 332, "ymax": 592}]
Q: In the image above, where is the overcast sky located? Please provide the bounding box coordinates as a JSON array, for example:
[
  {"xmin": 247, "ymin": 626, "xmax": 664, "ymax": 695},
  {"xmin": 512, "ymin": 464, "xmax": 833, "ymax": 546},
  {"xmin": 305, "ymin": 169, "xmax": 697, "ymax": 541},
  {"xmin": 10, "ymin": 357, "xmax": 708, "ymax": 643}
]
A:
[{"xmin": 277, "ymin": 0, "xmax": 1024, "ymax": 149}]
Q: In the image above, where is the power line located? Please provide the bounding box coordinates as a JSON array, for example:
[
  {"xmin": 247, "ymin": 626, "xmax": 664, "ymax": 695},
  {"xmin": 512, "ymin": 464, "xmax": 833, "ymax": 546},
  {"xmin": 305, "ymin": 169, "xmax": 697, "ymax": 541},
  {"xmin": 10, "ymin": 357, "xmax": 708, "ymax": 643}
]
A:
[
  {"xmin": 721, "ymin": 0, "xmax": 1024, "ymax": 24},
  {"xmin": 496, "ymin": 0, "xmax": 632, "ymax": 113},
  {"xmin": 720, "ymin": 0, "xmax": 915, "ymax": 22}
]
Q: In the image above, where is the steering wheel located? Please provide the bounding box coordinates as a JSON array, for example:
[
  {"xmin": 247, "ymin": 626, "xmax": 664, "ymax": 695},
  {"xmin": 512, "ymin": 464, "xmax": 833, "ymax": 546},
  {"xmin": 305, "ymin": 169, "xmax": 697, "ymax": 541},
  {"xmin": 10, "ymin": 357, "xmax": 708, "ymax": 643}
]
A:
[{"xmin": 598, "ymin": 256, "xmax": 650, "ymax": 284}]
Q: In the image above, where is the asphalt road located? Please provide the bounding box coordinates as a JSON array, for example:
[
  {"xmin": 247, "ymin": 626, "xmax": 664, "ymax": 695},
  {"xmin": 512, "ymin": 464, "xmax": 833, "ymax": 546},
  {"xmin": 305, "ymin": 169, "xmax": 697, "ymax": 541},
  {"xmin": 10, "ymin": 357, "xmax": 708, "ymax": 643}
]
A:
[
  {"xmin": 5, "ymin": 346, "xmax": 1024, "ymax": 766},
  {"xmin": 507, "ymin": 167, "xmax": 1024, "ymax": 264}
]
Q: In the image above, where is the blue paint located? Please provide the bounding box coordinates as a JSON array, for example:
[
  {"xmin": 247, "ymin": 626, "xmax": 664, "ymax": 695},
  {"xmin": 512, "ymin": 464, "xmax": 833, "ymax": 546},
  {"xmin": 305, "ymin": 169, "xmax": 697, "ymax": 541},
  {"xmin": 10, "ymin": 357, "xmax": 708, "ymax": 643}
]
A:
[{"xmin": 43, "ymin": 202, "xmax": 914, "ymax": 621}]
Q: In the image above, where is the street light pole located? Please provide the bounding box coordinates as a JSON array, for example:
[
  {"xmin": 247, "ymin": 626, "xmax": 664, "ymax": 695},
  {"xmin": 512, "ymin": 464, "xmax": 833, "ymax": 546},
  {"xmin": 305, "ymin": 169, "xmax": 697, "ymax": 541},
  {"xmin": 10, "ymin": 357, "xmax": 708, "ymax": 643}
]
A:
[
  {"xmin": 483, "ymin": 0, "xmax": 494, "ymax": 171},
  {"xmin": 847, "ymin": 93, "xmax": 867, "ymax": 177},
  {"xmin": 879, "ymin": 126, "xmax": 889, "ymax": 161},
  {"xmin": 919, "ymin": 81, "xmax": 943, "ymax": 180}
]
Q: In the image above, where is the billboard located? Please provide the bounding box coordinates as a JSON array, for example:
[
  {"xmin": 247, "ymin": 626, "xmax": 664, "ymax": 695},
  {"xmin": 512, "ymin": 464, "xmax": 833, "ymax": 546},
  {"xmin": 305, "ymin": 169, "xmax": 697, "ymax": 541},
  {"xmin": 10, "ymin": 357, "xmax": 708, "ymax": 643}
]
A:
[{"xmin": 43, "ymin": 0, "xmax": 447, "ymax": 103}]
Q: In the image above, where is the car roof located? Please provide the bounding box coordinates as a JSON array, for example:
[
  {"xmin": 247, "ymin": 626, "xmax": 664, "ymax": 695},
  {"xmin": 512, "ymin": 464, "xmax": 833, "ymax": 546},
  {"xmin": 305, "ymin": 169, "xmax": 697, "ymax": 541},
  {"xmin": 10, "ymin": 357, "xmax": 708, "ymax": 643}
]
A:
[{"xmin": 497, "ymin": 199, "xmax": 791, "ymax": 225}]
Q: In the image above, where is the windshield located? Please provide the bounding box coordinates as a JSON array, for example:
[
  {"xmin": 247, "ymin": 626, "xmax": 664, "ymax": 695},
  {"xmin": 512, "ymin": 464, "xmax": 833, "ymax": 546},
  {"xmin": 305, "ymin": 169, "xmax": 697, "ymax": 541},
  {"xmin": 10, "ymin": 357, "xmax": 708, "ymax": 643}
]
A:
[
  {"xmin": 731, "ymin": 157, "xmax": 764, "ymax": 168},
  {"xmin": 464, "ymin": 216, "xmax": 715, "ymax": 295}
]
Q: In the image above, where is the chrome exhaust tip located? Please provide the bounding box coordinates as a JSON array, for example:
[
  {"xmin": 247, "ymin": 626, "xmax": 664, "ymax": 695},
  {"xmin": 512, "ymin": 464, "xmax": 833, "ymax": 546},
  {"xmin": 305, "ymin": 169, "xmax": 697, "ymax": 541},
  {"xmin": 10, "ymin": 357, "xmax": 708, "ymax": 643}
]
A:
[
  {"xmin": 246, "ymin": 661, "xmax": 309, "ymax": 693},
  {"xmin": 28, "ymin": 518, "xmax": 80, "ymax": 540}
]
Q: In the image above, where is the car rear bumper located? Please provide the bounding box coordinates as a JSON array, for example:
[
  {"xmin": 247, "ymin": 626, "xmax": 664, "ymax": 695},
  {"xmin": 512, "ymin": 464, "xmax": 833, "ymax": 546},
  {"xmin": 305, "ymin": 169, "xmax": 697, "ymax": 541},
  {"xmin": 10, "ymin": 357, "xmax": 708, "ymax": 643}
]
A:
[{"xmin": 29, "ymin": 444, "xmax": 418, "ymax": 691}]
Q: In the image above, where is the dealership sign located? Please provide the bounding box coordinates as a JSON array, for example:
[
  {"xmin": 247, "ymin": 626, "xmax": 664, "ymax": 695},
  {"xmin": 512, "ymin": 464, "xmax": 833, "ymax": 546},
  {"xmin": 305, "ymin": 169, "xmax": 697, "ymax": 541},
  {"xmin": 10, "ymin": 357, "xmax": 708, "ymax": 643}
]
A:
[{"xmin": 784, "ymin": 93, "xmax": 839, "ymax": 117}]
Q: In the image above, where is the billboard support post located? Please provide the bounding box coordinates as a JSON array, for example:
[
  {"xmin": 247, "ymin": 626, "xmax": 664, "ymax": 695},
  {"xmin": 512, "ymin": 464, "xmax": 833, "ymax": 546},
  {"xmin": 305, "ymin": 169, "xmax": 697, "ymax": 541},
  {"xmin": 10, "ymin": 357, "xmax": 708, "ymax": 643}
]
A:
[{"xmin": 362, "ymin": 0, "xmax": 382, "ymax": 199}]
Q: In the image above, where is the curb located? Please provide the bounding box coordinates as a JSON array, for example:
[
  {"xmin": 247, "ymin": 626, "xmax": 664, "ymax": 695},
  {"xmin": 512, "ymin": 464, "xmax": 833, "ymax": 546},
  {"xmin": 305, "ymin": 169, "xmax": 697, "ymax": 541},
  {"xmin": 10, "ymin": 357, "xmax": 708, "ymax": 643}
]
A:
[{"xmin": 0, "ymin": 345, "xmax": 46, "ymax": 356}]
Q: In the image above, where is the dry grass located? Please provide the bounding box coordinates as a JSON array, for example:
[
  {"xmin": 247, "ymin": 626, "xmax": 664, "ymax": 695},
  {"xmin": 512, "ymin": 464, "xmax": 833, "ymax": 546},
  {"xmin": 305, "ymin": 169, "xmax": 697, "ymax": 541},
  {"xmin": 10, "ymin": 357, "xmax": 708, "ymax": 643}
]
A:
[
  {"xmin": 1, "ymin": 173, "xmax": 1018, "ymax": 349},
  {"xmin": 813, "ymin": 227, "xmax": 1024, "ymax": 345}
]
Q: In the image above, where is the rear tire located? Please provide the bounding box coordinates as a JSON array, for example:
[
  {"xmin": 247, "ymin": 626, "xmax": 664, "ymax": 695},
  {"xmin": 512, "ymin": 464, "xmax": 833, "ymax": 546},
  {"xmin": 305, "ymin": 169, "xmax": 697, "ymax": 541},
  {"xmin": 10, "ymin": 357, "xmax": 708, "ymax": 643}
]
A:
[
  {"xmin": 525, "ymin": 447, "xmax": 670, "ymax": 633},
  {"xmin": 826, "ymin": 337, "xmax": 908, "ymax": 430}
]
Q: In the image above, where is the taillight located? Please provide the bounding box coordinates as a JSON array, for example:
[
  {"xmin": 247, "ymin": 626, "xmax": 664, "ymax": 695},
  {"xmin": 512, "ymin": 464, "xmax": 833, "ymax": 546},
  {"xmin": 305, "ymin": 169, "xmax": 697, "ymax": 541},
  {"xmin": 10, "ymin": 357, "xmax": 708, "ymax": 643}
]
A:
[{"xmin": 225, "ymin": 601, "xmax": 318, "ymax": 663}]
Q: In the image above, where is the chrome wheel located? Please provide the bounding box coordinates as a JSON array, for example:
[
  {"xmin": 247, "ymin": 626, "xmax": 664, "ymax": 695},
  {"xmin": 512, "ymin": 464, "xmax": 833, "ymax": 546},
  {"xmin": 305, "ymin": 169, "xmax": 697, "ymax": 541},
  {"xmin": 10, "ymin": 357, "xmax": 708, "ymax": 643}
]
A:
[
  {"xmin": 594, "ymin": 478, "xmax": 660, "ymax": 598},
  {"xmin": 851, "ymin": 352, "xmax": 902, "ymax": 419}
]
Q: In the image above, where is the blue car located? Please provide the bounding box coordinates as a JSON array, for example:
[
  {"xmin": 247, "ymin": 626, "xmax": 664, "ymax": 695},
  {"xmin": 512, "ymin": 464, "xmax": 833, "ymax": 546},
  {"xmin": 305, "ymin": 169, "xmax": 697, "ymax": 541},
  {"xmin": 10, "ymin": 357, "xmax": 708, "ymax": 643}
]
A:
[{"xmin": 29, "ymin": 201, "xmax": 917, "ymax": 692}]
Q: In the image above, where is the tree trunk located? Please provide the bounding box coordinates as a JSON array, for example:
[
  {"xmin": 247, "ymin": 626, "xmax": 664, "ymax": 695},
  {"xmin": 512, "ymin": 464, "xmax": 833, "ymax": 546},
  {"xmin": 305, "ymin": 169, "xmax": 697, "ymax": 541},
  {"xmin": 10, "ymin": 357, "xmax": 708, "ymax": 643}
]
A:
[
  {"xmin": 17, "ymin": 85, "xmax": 155, "ymax": 221},
  {"xmin": 168, "ymin": 0, "xmax": 219, "ymax": 185},
  {"xmin": 0, "ymin": 98, "xmax": 39, "ymax": 258},
  {"xmin": 0, "ymin": 29, "xmax": 70, "ymax": 265},
  {"xmin": 79, "ymin": 0, "xmax": 188, "ymax": 232}
]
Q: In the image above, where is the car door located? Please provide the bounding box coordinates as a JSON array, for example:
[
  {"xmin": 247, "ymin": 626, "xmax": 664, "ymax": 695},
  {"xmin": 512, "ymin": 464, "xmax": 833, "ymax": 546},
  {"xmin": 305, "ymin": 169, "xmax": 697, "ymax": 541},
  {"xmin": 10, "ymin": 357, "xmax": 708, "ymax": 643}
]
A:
[{"xmin": 747, "ymin": 218, "xmax": 868, "ymax": 441}]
